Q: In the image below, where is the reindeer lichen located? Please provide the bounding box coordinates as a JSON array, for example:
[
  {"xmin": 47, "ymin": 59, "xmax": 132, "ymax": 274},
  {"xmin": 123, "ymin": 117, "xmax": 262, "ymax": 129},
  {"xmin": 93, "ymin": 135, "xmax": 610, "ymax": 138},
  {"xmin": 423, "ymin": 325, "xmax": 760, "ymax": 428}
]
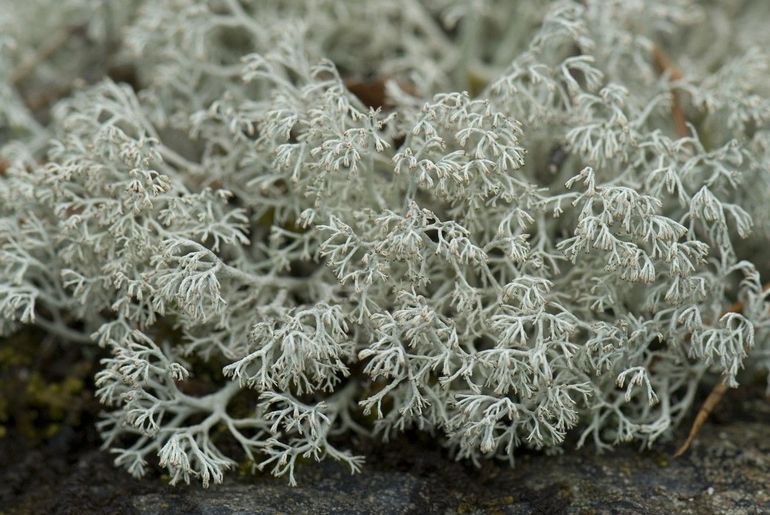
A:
[{"xmin": 1, "ymin": 0, "xmax": 769, "ymax": 486}]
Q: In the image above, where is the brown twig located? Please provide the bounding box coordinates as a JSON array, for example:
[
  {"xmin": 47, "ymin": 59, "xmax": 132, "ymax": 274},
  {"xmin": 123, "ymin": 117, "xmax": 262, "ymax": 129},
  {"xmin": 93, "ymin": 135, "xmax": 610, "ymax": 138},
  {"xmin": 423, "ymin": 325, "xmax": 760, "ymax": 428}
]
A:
[
  {"xmin": 673, "ymin": 382, "xmax": 729, "ymax": 457},
  {"xmin": 652, "ymin": 45, "xmax": 688, "ymax": 139}
]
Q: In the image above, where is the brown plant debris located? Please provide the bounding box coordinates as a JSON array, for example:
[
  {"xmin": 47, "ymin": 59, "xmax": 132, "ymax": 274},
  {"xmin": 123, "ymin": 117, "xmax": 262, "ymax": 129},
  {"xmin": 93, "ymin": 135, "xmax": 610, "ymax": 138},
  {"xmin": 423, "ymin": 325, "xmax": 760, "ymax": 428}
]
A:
[
  {"xmin": 652, "ymin": 45, "xmax": 688, "ymax": 139},
  {"xmin": 674, "ymin": 382, "xmax": 729, "ymax": 458}
]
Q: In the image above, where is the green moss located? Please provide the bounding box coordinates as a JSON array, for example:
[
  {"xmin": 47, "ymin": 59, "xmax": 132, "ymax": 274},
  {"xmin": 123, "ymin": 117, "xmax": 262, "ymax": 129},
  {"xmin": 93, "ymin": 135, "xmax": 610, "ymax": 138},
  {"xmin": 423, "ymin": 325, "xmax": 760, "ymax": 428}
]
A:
[
  {"xmin": 0, "ymin": 328, "xmax": 94, "ymax": 443},
  {"xmin": 655, "ymin": 453, "xmax": 671, "ymax": 468}
]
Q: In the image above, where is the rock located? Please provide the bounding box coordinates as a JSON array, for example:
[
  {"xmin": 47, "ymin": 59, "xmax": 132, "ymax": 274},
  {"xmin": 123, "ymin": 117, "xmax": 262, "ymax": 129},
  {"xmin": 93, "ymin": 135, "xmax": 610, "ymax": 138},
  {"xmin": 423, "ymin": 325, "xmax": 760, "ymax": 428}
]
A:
[
  {"xmin": 3, "ymin": 386, "xmax": 770, "ymax": 514},
  {"xmin": 130, "ymin": 391, "xmax": 770, "ymax": 515},
  {"xmin": 131, "ymin": 467, "xmax": 425, "ymax": 515}
]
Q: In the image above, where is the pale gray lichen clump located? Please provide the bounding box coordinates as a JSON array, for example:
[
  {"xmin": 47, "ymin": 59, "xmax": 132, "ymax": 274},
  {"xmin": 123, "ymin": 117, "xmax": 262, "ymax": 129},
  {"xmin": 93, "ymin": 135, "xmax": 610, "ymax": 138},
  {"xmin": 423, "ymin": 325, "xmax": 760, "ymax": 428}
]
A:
[{"xmin": 1, "ymin": 0, "xmax": 769, "ymax": 487}]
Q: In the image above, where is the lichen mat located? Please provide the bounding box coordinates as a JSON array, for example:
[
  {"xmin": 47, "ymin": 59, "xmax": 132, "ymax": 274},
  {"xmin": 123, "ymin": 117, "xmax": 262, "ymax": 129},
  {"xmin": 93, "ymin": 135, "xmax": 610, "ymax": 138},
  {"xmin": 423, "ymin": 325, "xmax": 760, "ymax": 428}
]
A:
[{"xmin": 0, "ymin": 0, "xmax": 769, "ymax": 487}]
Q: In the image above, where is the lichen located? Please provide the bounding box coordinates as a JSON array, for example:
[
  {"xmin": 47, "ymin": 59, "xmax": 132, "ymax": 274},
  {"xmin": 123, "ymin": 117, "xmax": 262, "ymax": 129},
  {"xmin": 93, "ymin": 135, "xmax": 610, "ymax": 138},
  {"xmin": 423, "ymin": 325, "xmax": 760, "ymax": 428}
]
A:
[{"xmin": 0, "ymin": 0, "xmax": 769, "ymax": 486}]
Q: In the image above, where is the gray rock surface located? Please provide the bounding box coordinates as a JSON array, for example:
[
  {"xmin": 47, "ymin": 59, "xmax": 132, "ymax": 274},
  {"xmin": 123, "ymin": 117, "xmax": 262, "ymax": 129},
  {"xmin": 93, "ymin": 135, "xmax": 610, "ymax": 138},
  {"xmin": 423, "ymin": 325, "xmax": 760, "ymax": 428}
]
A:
[
  {"xmin": 3, "ymin": 386, "xmax": 769, "ymax": 514},
  {"xmin": 132, "ymin": 387, "xmax": 770, "ymax": 514}
]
